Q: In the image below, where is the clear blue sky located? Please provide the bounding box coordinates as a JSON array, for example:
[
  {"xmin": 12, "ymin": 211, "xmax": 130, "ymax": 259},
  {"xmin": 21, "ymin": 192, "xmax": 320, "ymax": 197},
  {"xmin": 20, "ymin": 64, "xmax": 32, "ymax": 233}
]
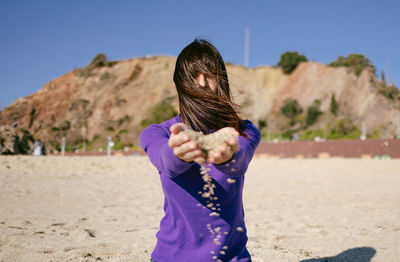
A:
[{"xmin": 1, "ymin": 0, "xmax": 399, "ymax": 110}]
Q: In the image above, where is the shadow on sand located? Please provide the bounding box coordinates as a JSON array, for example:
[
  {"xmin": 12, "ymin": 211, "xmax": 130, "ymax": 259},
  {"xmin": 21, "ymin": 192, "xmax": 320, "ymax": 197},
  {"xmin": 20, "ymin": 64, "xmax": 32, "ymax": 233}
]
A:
[{"xmin": 300, "ymin": 247, "xmax": 376, "ymax": 262}]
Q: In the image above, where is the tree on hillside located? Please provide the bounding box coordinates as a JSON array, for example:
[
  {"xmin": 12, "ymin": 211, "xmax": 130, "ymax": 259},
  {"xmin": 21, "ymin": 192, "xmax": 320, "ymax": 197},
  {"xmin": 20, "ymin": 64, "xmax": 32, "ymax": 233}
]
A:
[
  {"xmin": 258, "ymin": 120, "xmax": 267, "ymax": 130},
  {"xmin": 74, "ymin": 53, "xmax": 119, "ymax": 78},
  {"xmin": 305, "ymin": 99, "xmax": 323, "ymax": 127},
  {"xmin": 329, "ymin": 54, "xmax": 376, "ymax": 76},
  {"xmin": 277, "ymin": 52, "xmax": 308, "ymax": 74},
  {"xmin": 280, "ymin": 98, "xmax": 303, "ymax": 126},
  {"xmin": 90, "ymin": 53, "xmax": 108, "ymax": 68},
  {"xmin": 377, "ymin": 71, "xmax": 400, "ymax": 101},
  {"xmin": 330, "ymin": 93, "xmax": 338, "ymax": 116}
]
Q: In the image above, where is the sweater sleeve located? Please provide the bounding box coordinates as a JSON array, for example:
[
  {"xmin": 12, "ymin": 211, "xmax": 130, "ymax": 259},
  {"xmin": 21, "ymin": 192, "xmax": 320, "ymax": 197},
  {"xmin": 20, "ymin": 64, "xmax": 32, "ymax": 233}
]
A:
[
  {"xmin": 139, "ymin": 124, "xmax": 195, "ymax": 178},
  {"xmin": 213, "ymin": 121, "xmax": 261, "ymax": 177}
]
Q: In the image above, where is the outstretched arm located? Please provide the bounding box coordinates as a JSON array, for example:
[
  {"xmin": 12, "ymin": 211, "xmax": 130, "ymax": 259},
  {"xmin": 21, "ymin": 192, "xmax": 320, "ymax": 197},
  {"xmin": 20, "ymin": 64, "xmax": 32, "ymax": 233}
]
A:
[
  {"xmin": 213, "ymin": 121, "xmax": 261, "ymax": 177},
  {"xmin": 139, "ymin": 123, "xmax": 204, "ymax": 178}
]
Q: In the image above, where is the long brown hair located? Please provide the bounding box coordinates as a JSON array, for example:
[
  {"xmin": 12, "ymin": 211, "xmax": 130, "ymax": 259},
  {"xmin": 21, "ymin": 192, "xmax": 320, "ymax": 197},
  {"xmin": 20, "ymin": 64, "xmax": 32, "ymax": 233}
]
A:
[{"xmin": 173, "ymin": 39, "xmax": 245, "ymax": 135}]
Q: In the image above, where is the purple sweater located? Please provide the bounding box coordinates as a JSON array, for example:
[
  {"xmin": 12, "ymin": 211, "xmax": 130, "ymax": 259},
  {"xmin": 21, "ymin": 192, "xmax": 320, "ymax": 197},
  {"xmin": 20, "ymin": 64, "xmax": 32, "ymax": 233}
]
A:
[{"xmin": 139, "ymin": 115, "xmax": 261, "ymax": 262}]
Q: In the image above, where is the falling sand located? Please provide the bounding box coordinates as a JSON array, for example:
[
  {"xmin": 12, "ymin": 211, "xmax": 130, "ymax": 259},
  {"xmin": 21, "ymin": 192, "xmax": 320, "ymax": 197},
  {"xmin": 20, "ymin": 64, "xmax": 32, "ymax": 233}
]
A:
[{"xmin": 182, "ymin": 129, "xmax": 239, "ymax": 259}]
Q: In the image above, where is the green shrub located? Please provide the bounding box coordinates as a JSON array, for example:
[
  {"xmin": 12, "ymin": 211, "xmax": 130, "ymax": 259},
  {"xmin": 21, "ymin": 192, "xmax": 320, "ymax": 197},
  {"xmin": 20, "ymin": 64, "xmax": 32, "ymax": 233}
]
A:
[
  {"xmin": 295, "ymin": 114, "xmax": 306, "ymax": 128},
  {"xmin": 90, "ymin": 53, "xmax": 108, "ymax": 68},
  {"xmin": 12, "ymin": 129, "xmax": 35, "ymax": 155},
  {"xmin": 115, "ymin": 98, "xmax": 128, "ymax": 106},
  {"xmin": 258, "ymin": 120, "xmax": 267, "ymax": 130},
  {"xmin": 29, "ymin": 108, "xmax": 36, "ymax": 128},
  {"xmin": 100, "ymin": 72, "xmax": 115, "ymax": 81},
  {"xmin": 329, "ymin": 54, "xmax": 376, "ymax": 76},
  {"xmin": 118, "ymin": 129, "xmax": 128, "ymax": 134},
  {"xmin": 74, "ymin": 68, "xmax": 93, "ymax": 78},
  {"xmin": 50, "ymin": 126, "xmax": 60, "ymax": 132},
  {"xmin": 277, "ymin": 52, "xmax": 308, "ymax": 74},
  {"xmin": 299, "ymin": 129, "xmax": 325, "ymax": 141},
  {"xmin": 326, "ymin": 116, "xmax": 360, "ymax": 139},
  {"xmin": 305, "ymin": 100, "xmax": 323, "ymax": 127},
  {"xmin": 368, "ymin": 128, "xmax": 381, "ymax": 139},
  {"xmin": 281, "ymin": 129, "xmax": 295, "ymax": 140},
  {"xmin": 89, "ymin": 53, "xmax": 118, "ymax": 68},
  {"xmin": 376, "ymin": 72, "xmax": 400, "ymax": 100},
  {"xmin": 141, "ymin": 99, "xmax": 177, "ymax": 128},
  {"xmin": 260, "ymin": 131, "xmax": 280, "ymax": 142},
  {"xmin": 69, "ymin": 99, "xmax": 90, "ymax": 111},
  {"xmin": 328, "ymin": 128, "xmax": 361, "ymax": 140},
  {"xmin": 50, "ymin": 115, "xmax": 56, "ymax": 124},
  {"xmin": 49, "ymin": 140, "xmax": 61, "ymax": 152},
  {"xmin": 83, "ymin": 135, "xmax": 100, "ymax": 151},
  {"xmin": 106, "ymin": 126, "xmax": 115, "ymax": 132},
  {"xmin": 80, "ymin": 110, "xmax": 92, "ymax": 120},
  {"xmin": 112, "ymin": 140, "xmax": 124, "ymax": 150},
  {"xmin": 117, "ymin": 115, "xmax": 131, "ymax": 126},
  {"xmin": 306, "ymin": 107, "xmax": 322, "ymax": 127},
  {"xmin": 280, "ymin": 98, "xmax": 303, "ymax": 126},
  {"xmin": 74, "ymin": 53, "xmax": 118, "ymax": 78},
  {"xmin": 260, "ymin": 129, "xmax": 267, "ymax": 140},
  {"xmin": 111, "ymin": 137, "xmax": 133, "ymax": 151},
  {"xmin": 59, "ymin": 121, "xmax": 71, "ymax": 131}
]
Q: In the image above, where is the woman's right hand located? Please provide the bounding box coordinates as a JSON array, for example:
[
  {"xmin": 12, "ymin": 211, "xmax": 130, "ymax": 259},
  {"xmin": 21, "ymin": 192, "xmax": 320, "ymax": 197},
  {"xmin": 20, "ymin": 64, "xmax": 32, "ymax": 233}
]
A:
[{"xmin": 168, "ymin": 123, "xmax": 204, "ymax": 163}]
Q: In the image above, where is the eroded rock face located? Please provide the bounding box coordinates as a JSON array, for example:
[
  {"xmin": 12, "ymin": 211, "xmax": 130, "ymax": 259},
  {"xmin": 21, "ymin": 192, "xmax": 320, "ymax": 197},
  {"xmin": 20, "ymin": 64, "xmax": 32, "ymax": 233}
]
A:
[{"xmin": 0, "ymin": 56, "xmax": 399, "ymax": 152}]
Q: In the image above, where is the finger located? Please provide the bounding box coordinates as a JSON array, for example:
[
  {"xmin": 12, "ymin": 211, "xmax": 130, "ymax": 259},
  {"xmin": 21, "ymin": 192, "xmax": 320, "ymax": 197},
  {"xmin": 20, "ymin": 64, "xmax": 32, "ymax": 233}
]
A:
[
  {"xmin": 170, "ymin": 123, "xmax": 188, "ymax": 134},
  {"xmin": 214, "ymin": 143, "xmax": 234, "ymax": 164},
  {"xmin": 210, "ymin": 151, "xmax": 222, "ymax": 163},
  {"xmin": 229, "ymin": 129, "xmax": 238, "ymax": 136},
  {"xmin": 227, "ymin": 138, "xmax": 235, "ymax": 146},
  {"xmin": 218, "ymin": 144, "xmax": 230, "ymax": 160},
  {"xmin": 169, "ymin": 133, "xmax": 190, "ymax": 147},
  {"xmin": 181, "ymin": 149, "xmax": 203, "ymax": 162},
  {"xmin": 228, "ymin": 137, "xmax": 239, "ymax": 152},
  {"xmin": 173, "ymin": 141, "xmax": 197, "ymax": 156}
]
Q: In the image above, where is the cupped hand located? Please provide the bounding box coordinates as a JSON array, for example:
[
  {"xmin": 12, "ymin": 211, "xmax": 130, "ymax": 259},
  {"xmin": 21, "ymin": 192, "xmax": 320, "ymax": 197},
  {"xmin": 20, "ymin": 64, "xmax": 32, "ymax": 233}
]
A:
[
  {"xmin": 168, "ymin": 123, "xmax": 204, "ymax": 163},
  {"xmin": 207, "ymin": 127, "xmax": 239, "ymax": 165}
]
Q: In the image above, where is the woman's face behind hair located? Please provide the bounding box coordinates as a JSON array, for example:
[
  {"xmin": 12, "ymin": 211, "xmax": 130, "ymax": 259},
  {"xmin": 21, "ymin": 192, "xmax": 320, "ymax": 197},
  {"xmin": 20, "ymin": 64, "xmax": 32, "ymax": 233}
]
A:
[
  {"xmin": 196, "ymin": 73, "xmax": 217, "ymax": 93},
  {"xmin": 173, "ymin": 39, "xmax": 243, "ymax": 134}
]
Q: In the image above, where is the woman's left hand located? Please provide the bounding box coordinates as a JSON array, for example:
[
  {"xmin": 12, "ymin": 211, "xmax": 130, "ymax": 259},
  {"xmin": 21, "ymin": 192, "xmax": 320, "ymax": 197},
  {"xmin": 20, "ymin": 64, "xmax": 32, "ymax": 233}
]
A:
[{"xmin": 207, "ymin": 127, "xmax": 239, "ymax": 165}]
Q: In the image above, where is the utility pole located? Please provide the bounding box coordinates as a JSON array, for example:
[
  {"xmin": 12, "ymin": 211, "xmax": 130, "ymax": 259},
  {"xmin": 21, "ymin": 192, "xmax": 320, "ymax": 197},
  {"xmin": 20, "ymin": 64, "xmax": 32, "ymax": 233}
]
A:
[
  {"xmin": 61, "ymin": 137, "xmax": 65, "ymax": 156},
  {"xmin": 386, "ymin": 58, "xmax": 394, "ymax": 85},
  {"xmin": 244, "ymin": 27, "xmax": 250, "ymax": 67},
  {"xmin": 361, "ymin": 121, "xmax": 366, "ymax": 140},
  {"xmin": 107, "ymin": 136, "xmax": 113, "ymax": 156},
  {"xmin": 245, "ymin": 27, "xmax": 258, "ymax": 124}
]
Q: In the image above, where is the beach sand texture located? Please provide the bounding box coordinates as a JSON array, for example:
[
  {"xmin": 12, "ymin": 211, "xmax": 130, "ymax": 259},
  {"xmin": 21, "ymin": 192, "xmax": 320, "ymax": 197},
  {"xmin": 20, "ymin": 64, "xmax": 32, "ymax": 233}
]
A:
[{"xmin": 0, "ymin": 156, "xmax": 399, "ymax": 262}]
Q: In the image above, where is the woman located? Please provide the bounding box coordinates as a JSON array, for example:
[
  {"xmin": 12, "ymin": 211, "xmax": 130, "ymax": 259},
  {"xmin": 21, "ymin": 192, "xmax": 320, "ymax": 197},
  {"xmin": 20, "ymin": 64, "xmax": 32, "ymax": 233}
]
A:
[{"xmin": 139, "ymin": 39, "xmax": 260, "ymax": 262}]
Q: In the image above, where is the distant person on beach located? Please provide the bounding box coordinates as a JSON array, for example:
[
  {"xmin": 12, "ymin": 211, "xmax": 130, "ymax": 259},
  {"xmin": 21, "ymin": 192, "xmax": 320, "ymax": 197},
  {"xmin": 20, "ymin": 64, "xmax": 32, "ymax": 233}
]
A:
[{"xmin": 140, "ymin": 39, "xmax": 261, "ymax": 262}]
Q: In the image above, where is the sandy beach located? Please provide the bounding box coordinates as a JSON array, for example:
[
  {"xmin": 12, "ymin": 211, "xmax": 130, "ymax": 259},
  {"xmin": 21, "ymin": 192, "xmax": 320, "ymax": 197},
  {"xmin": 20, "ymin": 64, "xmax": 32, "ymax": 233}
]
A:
[{"xmin": 0, "ymin": 156, "xmax": 399, "ymax": 262}]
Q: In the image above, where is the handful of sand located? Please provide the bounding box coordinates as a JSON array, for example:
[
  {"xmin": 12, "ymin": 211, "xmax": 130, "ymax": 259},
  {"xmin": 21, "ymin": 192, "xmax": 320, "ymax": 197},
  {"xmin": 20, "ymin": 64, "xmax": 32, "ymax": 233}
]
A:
[{"xmin": 181, "ymin": 128, "xmax": 237, "ymax": 161}]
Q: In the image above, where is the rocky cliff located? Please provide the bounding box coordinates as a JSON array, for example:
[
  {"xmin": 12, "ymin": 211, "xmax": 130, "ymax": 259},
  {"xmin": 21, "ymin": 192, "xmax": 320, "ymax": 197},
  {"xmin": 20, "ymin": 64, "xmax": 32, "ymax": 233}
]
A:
[{"xmin": 0, "ymin": 55, "xmax": 399, "ymax": 152}]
